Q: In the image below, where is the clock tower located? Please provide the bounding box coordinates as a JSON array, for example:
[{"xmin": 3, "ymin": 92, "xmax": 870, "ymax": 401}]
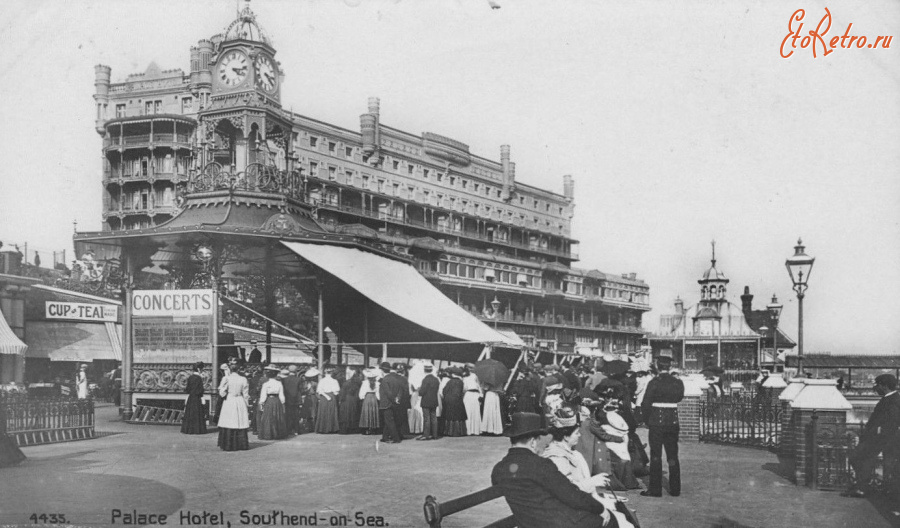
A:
[{"xmin": 199, "ymin": 0, "xmax": 290, "ymax": 174}]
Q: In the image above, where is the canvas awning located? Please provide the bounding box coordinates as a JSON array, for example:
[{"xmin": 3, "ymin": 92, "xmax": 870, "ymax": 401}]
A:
[
  {"xmin": 25, "ymin": 321, "xmax": 122, "ymax": 362},
  {"xmin": 0, "ymin": 314, "xmax": 26, "ymax": 355},
  {"xmin": 281, "ymin": 241, "xmax": 519, "ymax": 361}
]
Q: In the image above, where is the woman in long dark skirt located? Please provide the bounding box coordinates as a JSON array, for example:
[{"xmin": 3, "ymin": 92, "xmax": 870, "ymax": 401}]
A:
[
  {"xmin": 315, "ymin": 366, "xmax": 340, "ymax": 434},
  {"xmin": 441, "ymin": 367, "xmax": 467, "ymax": 437},
  {"xmin": 299, "ymin": 369, "xmax": 319, "ymax": 433},
  {"xmin": 181, "ymin": 362, "xmax": 207, "ymax": 434},
  {"xmin": 358, "ymin": 369, "xmax": 380, "ymax": 434},
  {"xmin": 339, "ymin": 368, "xmax": 362, "ymax": 434},
  {"xmin": 257, "ymin": 367, "xmax": 287, "ymax": 440}
]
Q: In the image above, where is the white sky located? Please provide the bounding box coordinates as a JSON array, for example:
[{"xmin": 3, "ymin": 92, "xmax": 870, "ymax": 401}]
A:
[{"xmin": 0, "ymin": 0, "xmax": 897, "ymax": 355}]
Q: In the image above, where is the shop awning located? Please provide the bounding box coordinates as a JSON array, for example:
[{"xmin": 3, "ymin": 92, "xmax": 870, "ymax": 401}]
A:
[
  {"xmin": 0, "ymin": 314, "xmax": 27, "ymax": 355},
  {"xmin": 495, "ymin": 329, "xmax": 527, "ymax": 348},
  {"xmin": 25, "ymin": 321, "xmax": 121, "ymax": 362},
  {"xmin": 281, "ymin": 241, "xmax": 519, "ymax": 360}
]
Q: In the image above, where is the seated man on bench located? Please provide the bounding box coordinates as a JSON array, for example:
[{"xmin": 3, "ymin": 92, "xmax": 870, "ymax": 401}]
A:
[{"xmin": 491, "ymin": 412, "xmax": 616, "ymax": 528}]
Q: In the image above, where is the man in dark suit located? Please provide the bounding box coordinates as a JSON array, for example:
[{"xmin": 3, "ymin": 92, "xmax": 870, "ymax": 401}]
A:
[
  {"xmin": 846, "ymin": 373, "xmax": 900, "ymax": 498},
  {"xmin": 417, "ymin": 363, "xmax": 440, "ymax": 440},
  {"xmin": 491, "ymin": 412, "xmax": 614, "ymax": 528},
  {"xmin": 281, "ymin": 365, "xmax": 303, "ymax": 435},
  {"xmin": 640, "ymin": 350, "xmax": 685, "ymax": 497},
  {"xmin": 378, "ymin": 362, "xmax": 405, "ymax": 443}
]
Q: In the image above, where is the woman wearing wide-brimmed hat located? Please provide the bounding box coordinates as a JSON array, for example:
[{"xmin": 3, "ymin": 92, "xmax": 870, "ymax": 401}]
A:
[
  {"xmin": 217, "ymin": 363, "xmax": 250, "ymax": 451},
  {"xmin": 441, "ymin": 367, "xmax": 467, "ymax": 437},
  {"xmin": 314, "ymin": 366, "xmax": 340, "ymax": 434},
  {"xmin": 257, "ymin": 366, "xmax": 287, "ymax": 440},
  {"xmin": 181, "ymin": 362, "xmax": 207, "ymax": 435},
  {"xmin": 542, "ymin": 405, "xmax": 633, "ymax": 528},
  {"xmin": 358, "ymin": 368, "xmax": 381, "ymax": 435},
  {"xmin": 76, "ymin": 364, "xmax": 89, "ymax": 400}
]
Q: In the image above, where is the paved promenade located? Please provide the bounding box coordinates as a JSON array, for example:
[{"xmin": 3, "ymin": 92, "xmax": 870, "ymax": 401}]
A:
[{"xmin": 0, "ymin": 403, "xmax": 895, "ymax": 528}]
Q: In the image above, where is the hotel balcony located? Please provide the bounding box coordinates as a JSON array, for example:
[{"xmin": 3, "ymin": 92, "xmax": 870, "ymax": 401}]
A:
[
  {"xmin": 473, "ymin": 310, "xmax": 644, "ymax": 334},
  {"xmin": 312, "ymin": 198, "xmax": 578, "ymax": 261}
]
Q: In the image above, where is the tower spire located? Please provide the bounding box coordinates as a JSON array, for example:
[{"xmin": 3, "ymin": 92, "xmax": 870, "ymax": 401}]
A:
[{"xmin": 711, "ymin": 240, "xmax": 716, "ymax": 267}]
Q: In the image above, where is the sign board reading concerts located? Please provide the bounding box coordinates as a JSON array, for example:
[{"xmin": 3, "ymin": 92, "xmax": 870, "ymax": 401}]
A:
[
  {"xmin": 132, "ymin": 289, "xmax": 215, "ymax": 364},
  {"xmin": 46, "ymin": 302, "xmax": 118, "ymax": 322}
]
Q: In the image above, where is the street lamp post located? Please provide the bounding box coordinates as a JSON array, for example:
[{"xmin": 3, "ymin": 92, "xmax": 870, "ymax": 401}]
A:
[
  {"xmin": 490, "ymin": 296, "xmax": 502, "ymax": 329},
  {"xmin": 766, "ymin": 294, "xmax": 783, "ymax": 371},
  {"xmin": 785, "ymin": 239, "xmax": 814, "ymax": 376}
]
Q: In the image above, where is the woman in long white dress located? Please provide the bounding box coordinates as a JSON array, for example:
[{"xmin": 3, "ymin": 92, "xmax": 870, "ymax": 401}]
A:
[
  {"xmin": 462, "ymin": 365, "xmax": 482, "ymax": 435},
  {"xmin": 479, "ymin": 382, "xmax": 504, "ymax": 435},
  {"xmin": 76, "ymin": 364, "xmax": 89, "ymax": 399},
  {"xmin": 217, "ymin": 367, "xmax": 250, "ymax": 451}
]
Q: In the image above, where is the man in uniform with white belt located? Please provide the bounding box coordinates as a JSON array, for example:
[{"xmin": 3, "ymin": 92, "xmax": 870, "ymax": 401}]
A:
[{"xmin": 640, "ymin": 350, "xmax": 684, "ymax": 497}]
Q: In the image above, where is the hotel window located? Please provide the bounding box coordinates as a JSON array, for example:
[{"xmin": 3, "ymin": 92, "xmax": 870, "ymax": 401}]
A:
[
  {"xmin": 144, "ymin": 101, "xmax": 153, "ymax": 115},
  {"xmin": 459, "ymin": 264, "xmax": 468, "ymax": 277},
  {"xmin": 328, "ymin": 142, "xmax": 336, "ymax": 153},
  {"xmin": 545, "ymin": 203, "xmax": 551, "ymax": 212},
  {"xmin": 392, "ymin": 160, "xmax": 400, "ymax": 170},
  {"xmin": 181, "ymin": 97, "xmax": 192, "ymax": 113},
  {"xmin": 345, "ymin": 147, "xmax": 353, "ymax": 158},
  {"xmin": 423, "ymin": 169, "xmax": 430, "ymax": 179},
  {"xmin": 408, "ymin": 164, "xmax": 415, "ymax": 175},
  {"xmin": 473, "ymin": 183, "xmax": 479, "ymax": 192},
  {"xmin": 392, "ymin": 183, "xmax": 400, "ymax": 196},
  {"xmin": 497, "ymin": 190, "xmax": 502, "ymax": 198},
  {"xmin": 519, "ymin": 196, "xmax": 525, "ymax": 205},
  {"xmin": 436, "ymin": 173, "xmax": 443, "ymax": 183},
  {"xmin": 362, "ymin": 175, "xmax": 369, "ymax": 189},
  {"xmin": 559, "ymin": 207, "xmax": 564, "ymax": 214},
  {"xmin": 115, "ymin": 104, "xmax": 126, "ymax": 118},
  {"xmin": 310, "ymin": 137, "xmax": 318, "ymax": 148},
  {"xmin": 462, "ymin": 180, "xmax": 468, "ymax": 190},
  {"xmin": 449, "ymin": 262, "xmax": 458, "ymax": 275},
  {"xmin": 310, "ymin": 161, "xmax": 318, "ymax": 175},
  {"xmin": 533, "ymin": 200, "xmax": 539, "ymax": 208},
  {"xmin": 377, "ymin": 180, "xmax": 385, "ymax": 193},
  {"xmin": 449, "ymin": 176, "xmax": 456, "ymax": 186},
  {"xmin": 485, "ymin": 186, "xmax": 491, "ymax": 196},
  {"xmin": 439, "ymin": 261, "xmax": 449, "ymax": 274},
  {"xmin": 328, "ymin": 167, "xmax": 336, "ymax": 181},
  {"xmin": 468, "ymin": 266, "xmax": 476, "ymax": 279}
]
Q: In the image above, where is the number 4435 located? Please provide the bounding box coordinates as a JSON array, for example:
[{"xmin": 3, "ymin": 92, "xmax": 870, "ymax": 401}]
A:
[{"xmin": 30, "ymin": 513, "xmax": 68, "ymax": 524}]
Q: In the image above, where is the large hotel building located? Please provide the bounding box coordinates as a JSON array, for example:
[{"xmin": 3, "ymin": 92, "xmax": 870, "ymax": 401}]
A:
[{"xmin": 90, "ymin": 3, "xmax": 649, "ymax": 357}]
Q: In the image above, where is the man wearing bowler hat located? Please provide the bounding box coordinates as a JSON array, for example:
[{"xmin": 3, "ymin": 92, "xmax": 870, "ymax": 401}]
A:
[
  {"xmin": 491, "ymin": 412, "xmax": 615, "ymax": 528},
  {"xmin": 640, "ymin": 349, "xmax": 684, "ymax": 497},
  {"xmin": 378, "ymin": 362, "xmax": 406, "ymax": 444},
  {"xmin": 845, "ymin": 373, "xmax": 900, "ymax": 499}
]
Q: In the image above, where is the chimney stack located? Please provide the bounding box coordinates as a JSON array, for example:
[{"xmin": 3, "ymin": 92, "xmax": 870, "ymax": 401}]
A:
[
  {"xmin": 740, "ymin": 285, "xmax": 753, "ymax": 317},
  {"xmin": 360, "ymin": 97, "xmax": 381, "ymax": 159},
  {"xmin": 563, "ymin": 174, "xmax": 574, "ymax": 201}
]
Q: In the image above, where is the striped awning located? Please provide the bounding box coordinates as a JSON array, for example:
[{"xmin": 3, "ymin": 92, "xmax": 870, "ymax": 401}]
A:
[{"xmin": 0, "ymin": 313, "xmax": 27, "ymax": 355}]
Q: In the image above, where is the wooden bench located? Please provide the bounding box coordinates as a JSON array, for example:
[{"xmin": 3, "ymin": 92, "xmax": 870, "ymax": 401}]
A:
[{"xmin": 423, "ymin": 485, "xmax": 517, "ymax": 528}]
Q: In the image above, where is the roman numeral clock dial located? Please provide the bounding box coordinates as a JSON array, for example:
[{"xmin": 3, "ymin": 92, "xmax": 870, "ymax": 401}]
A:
[
  {"xmin": 255, "ymin": 55, "xmax": 278, "ymax": 93},
  {"xmin": 218, "ymin": 51, "xmax": 248, "ymax": 86}
]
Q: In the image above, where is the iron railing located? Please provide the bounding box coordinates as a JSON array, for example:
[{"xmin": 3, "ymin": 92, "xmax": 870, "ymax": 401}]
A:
[
  {"xmin": 699, "ymin": 390, "xmax": 782, "ymax": 449},
  {"xmin": 1, "ymin": 393, "xmax": 95, "ymax": 446}
]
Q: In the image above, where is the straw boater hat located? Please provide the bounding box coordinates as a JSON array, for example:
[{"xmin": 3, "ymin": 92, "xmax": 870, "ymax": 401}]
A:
[
  {"xmin": 264, "ymin": 365, "xmax": 280, "ymax": 372},
  {"xmin": 304, "ymin": 367, "xmax": 320, "ymax": 378},
  {"xmin": 363, "ymin": 368, "xmax": 379, "ymax": 378},
  {"xmin": 80, "ymin": 364, "xmax": 88, "ymax": 370},
  {"xmin": 549, "ymin": 406, "xmax": 579, "ymax": 429},
  {"xmin": 602, "ymin": 412, "xmax": 629, "ymax": 436},
  {"xmin": 423, "ymin": 363, "xmax": 434, "ymax": 372},
  {"xmin": 288, "ymin": 365, "xmax": 298, "ymax": 373},
  {"xmin": 279, "ymin": 369, "xmax": 290, "ymax": 378}
]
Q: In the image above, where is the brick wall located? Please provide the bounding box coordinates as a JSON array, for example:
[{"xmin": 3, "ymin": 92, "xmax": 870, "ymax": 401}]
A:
[{"xmin": 679, "ymin": 395, "xmax": 701, "ymax": 441}]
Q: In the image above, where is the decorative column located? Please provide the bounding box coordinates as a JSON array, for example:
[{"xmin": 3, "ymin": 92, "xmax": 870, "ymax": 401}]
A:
[
  {"xmin": 678, "ymin": 374, "xmax": 706, "ymax": 442},
  {"xmin": 779, "ymin": 377, "xmax": 806, "ymax": 458}
]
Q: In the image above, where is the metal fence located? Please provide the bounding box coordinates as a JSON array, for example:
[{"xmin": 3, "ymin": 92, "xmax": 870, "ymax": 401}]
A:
[
  {"xmin": 699, "ymin": 390, "xmax": 782, "ymax": 449},
  {"xmin": 1, "ymin": 393, "xmax": 95, "ymax": 446},
  {"xmin": 810, "ymin": 419, "xmax": 889, "ymax": 492}
]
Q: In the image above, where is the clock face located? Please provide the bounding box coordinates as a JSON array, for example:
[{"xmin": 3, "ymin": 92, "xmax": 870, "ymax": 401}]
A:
[
  {"xmin": 255, "ymin": 55, "xmax": 278, "ymax": 93},
  {"xmin": 218, "ymin": 51, "xmax": 249, "ymax": 87}
]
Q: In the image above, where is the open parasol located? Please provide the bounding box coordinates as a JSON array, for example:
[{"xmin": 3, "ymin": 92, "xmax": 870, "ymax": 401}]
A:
[
  {"xmin": 473, "ymin": 359, "xmax": 510, "ymax": 389},
  {"xmin": 601, "ymin": 359, "xmax": 630, "ymax": 376}
]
